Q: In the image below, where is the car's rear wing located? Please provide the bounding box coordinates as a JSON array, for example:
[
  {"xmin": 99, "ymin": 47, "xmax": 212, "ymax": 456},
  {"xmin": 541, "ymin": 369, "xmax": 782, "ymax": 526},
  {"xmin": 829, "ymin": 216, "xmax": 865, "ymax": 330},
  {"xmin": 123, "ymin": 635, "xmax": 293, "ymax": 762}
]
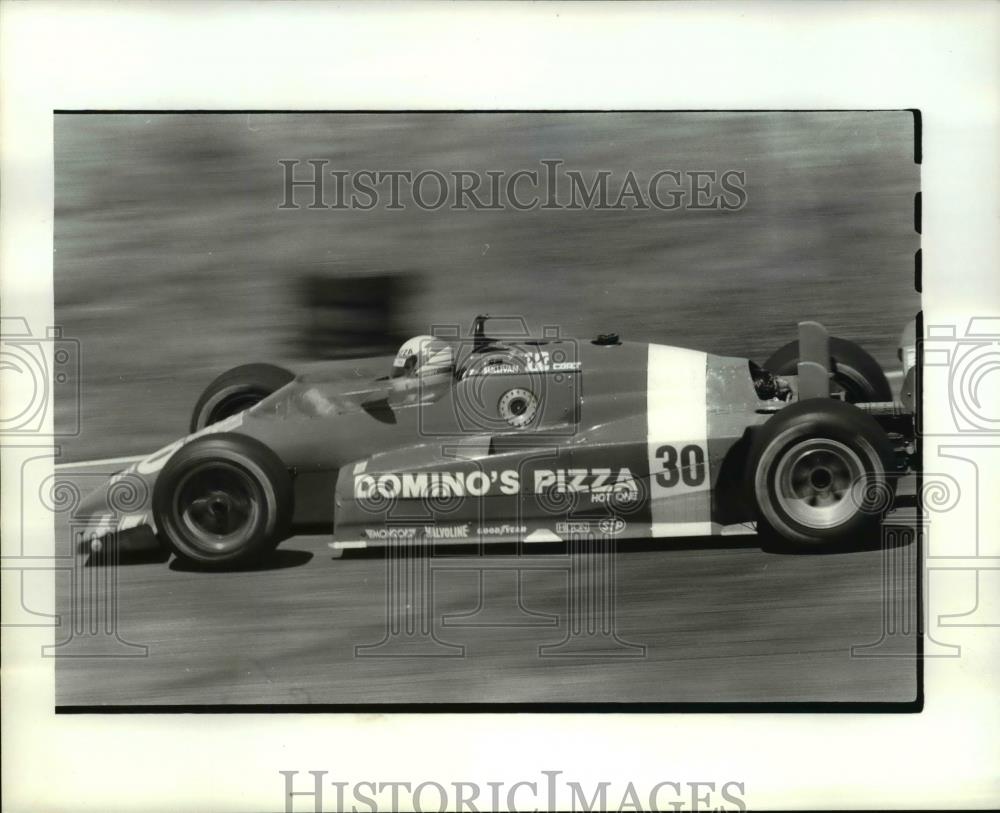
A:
[
  {"xmin": 897, "ymin": 319, "xmax": 918, "ymax": 413},
  {"xmin": 795, "ymin": 320, "xmax": 832, "ymax": 400},
  {"xmin": 796, "ymin": 319, "xmax": 916, "ymax": 416},
  {"xmin": 793, "ymin": 319, "xmax": 916, "ymax": 473}
]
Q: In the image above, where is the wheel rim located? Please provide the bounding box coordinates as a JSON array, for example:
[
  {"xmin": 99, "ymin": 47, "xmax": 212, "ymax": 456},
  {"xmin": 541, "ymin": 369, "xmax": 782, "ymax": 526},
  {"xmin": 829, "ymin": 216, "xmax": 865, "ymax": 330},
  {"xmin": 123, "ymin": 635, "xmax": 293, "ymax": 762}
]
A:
[
  {"xmin": 772, "ymin": 438, "xmax": 865, "ymax": 530},
  {"xmin": 174, "ymin": 461, "xmax": 261, "ymax": 554}
]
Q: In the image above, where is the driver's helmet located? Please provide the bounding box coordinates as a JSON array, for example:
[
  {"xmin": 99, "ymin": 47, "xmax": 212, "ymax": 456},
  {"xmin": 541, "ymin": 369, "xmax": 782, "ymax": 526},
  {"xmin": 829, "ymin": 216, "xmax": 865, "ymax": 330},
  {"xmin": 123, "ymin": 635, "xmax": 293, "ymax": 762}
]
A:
[{"xmin": 391, "ymin": 335, "xmax": 454, "ymax": 379}]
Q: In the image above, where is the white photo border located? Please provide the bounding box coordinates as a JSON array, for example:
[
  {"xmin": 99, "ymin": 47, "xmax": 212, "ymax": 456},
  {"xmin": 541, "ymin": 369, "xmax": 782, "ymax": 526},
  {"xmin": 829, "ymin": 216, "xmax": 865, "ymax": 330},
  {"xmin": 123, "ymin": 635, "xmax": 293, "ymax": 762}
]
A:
[{"xmin": 2, "ymin": 1, "xmax": 998, "ymax": 810}]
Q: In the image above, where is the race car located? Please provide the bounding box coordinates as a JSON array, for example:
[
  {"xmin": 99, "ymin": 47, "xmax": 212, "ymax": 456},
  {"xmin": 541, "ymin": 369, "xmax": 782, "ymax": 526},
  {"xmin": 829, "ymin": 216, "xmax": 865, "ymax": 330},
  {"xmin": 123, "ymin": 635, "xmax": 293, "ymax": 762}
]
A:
[{"xmin": 76, "ymin": 315, "xmax": 918, "ymax": 569}]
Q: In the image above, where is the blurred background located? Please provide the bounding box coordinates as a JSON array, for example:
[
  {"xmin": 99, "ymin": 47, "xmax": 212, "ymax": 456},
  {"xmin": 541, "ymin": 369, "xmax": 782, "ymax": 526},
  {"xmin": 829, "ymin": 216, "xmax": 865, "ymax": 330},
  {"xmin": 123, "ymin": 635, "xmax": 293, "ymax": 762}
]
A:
[{"xmin": 55, "ymin": 112, "xmax": 919, "ymax": 460}]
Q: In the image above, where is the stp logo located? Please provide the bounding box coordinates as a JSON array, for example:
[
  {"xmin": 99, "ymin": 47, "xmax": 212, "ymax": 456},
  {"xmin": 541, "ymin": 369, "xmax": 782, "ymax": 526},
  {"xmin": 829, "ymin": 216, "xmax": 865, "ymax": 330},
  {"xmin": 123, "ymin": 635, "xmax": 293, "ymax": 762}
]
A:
[{"xmin": 598, "ymin": 517, "xmax": 626, "ymax": 535}]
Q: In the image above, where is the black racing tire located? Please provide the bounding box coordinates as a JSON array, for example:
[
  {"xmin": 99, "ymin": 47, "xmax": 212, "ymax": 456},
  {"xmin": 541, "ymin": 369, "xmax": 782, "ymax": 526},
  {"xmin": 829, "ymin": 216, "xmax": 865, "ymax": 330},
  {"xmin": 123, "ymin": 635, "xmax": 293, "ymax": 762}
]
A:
[
  {"xmin": 152, "ymin": 433, "xmax": 293, "ymax": 569},
  {"xmin": 764, "ymin": 336, "xmax": 892, "ymax": 403},
  {"xmin": 190, "ymin": 363, "xmax": 294, "ymax": 433},
  {"xmin": 748, "ymin": 399, "xmax": 895, "ymax": 549}
]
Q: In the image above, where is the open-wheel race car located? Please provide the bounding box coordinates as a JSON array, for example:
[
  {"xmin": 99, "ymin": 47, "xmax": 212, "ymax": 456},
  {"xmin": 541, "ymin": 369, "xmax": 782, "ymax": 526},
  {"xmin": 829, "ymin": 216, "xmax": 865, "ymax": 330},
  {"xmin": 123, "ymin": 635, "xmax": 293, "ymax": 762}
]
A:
[{"xmin": 78, "ymin": 315, "xmax": 918, "ymax": 569}]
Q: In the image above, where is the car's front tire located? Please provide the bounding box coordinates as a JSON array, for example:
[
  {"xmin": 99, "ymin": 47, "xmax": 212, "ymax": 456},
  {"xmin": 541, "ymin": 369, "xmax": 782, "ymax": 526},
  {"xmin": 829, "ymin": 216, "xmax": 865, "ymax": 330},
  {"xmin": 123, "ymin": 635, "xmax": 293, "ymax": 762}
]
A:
[
  {"xmin": 152, "ymin": 433, "xmax": 293, "ymax": 569},
  {"xmin": 748, "ymin": 399, "xmax": 895, "ymax": 549}
]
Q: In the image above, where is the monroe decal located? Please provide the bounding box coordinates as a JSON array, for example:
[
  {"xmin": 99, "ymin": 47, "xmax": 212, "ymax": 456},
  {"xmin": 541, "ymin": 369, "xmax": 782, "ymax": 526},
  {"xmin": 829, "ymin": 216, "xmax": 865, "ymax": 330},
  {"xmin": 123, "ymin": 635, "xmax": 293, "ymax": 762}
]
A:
[{"xmin": 363, "ymin": 525, "xmax": 470, "ymax": 540}]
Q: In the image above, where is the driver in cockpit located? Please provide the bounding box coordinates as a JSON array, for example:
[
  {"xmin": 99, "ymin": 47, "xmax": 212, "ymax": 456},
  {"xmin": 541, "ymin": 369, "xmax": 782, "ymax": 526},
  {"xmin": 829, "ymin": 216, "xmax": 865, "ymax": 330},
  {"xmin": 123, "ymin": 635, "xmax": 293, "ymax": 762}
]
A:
[{"xmin": 388, "ymin": 335, "xmax": 454, "ymax": 404}]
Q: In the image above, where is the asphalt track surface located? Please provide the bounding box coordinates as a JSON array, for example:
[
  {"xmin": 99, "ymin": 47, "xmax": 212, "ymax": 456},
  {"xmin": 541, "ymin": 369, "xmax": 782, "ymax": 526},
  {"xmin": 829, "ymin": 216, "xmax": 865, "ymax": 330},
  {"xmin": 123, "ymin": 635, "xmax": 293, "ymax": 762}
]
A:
[{"xmin": 53, "ymin": 471, "xmax": 918, "ymax": 708}]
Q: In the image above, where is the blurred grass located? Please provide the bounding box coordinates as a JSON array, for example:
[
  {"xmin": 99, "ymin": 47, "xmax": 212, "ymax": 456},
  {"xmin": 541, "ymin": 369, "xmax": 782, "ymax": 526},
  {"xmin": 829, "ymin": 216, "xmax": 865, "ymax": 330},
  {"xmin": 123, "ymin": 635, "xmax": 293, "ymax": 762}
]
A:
[{"xmin": 55, "ymin": 112, "xmax": 919, "ymax": 460}]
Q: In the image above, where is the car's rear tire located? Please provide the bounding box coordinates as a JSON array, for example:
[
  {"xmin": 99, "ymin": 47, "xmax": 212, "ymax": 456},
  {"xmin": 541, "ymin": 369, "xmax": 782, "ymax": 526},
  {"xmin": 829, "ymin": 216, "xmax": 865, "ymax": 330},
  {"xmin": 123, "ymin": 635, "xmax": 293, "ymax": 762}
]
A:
[
  {"xmin": 764, "ymin": 336, "xmax": 892, "ymax": 403},
  {"xmin": 748, "ymin": 399, "xmax": 895, "ymax": 549},
  {"xmin": 152, "ymin": 433, "xmax": 293, "ymax": 569},
  {"xmin": 190, "ymin": 363, "xmax": 294, "ymax": 433}
]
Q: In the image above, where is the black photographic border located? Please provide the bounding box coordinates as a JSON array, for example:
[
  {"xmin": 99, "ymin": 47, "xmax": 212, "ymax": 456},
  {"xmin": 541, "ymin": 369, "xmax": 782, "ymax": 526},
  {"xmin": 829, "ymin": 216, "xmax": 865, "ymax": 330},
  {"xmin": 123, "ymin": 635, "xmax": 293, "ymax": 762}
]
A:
[{"xmin": 52, "ymin": 108, "xmax": 923, "ymax": 716}]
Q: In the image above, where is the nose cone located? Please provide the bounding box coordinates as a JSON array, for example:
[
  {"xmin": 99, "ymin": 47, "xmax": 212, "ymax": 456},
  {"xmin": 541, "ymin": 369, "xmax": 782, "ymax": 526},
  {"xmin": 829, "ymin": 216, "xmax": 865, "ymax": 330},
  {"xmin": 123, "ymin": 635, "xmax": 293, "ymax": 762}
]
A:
[
  {"xmin": 75, "ymin": 481, "xmax": 113, "ymax": 521},
  {"xmin": 74, "ymin": 466, "xmax": 156, "ymax": 545}
]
